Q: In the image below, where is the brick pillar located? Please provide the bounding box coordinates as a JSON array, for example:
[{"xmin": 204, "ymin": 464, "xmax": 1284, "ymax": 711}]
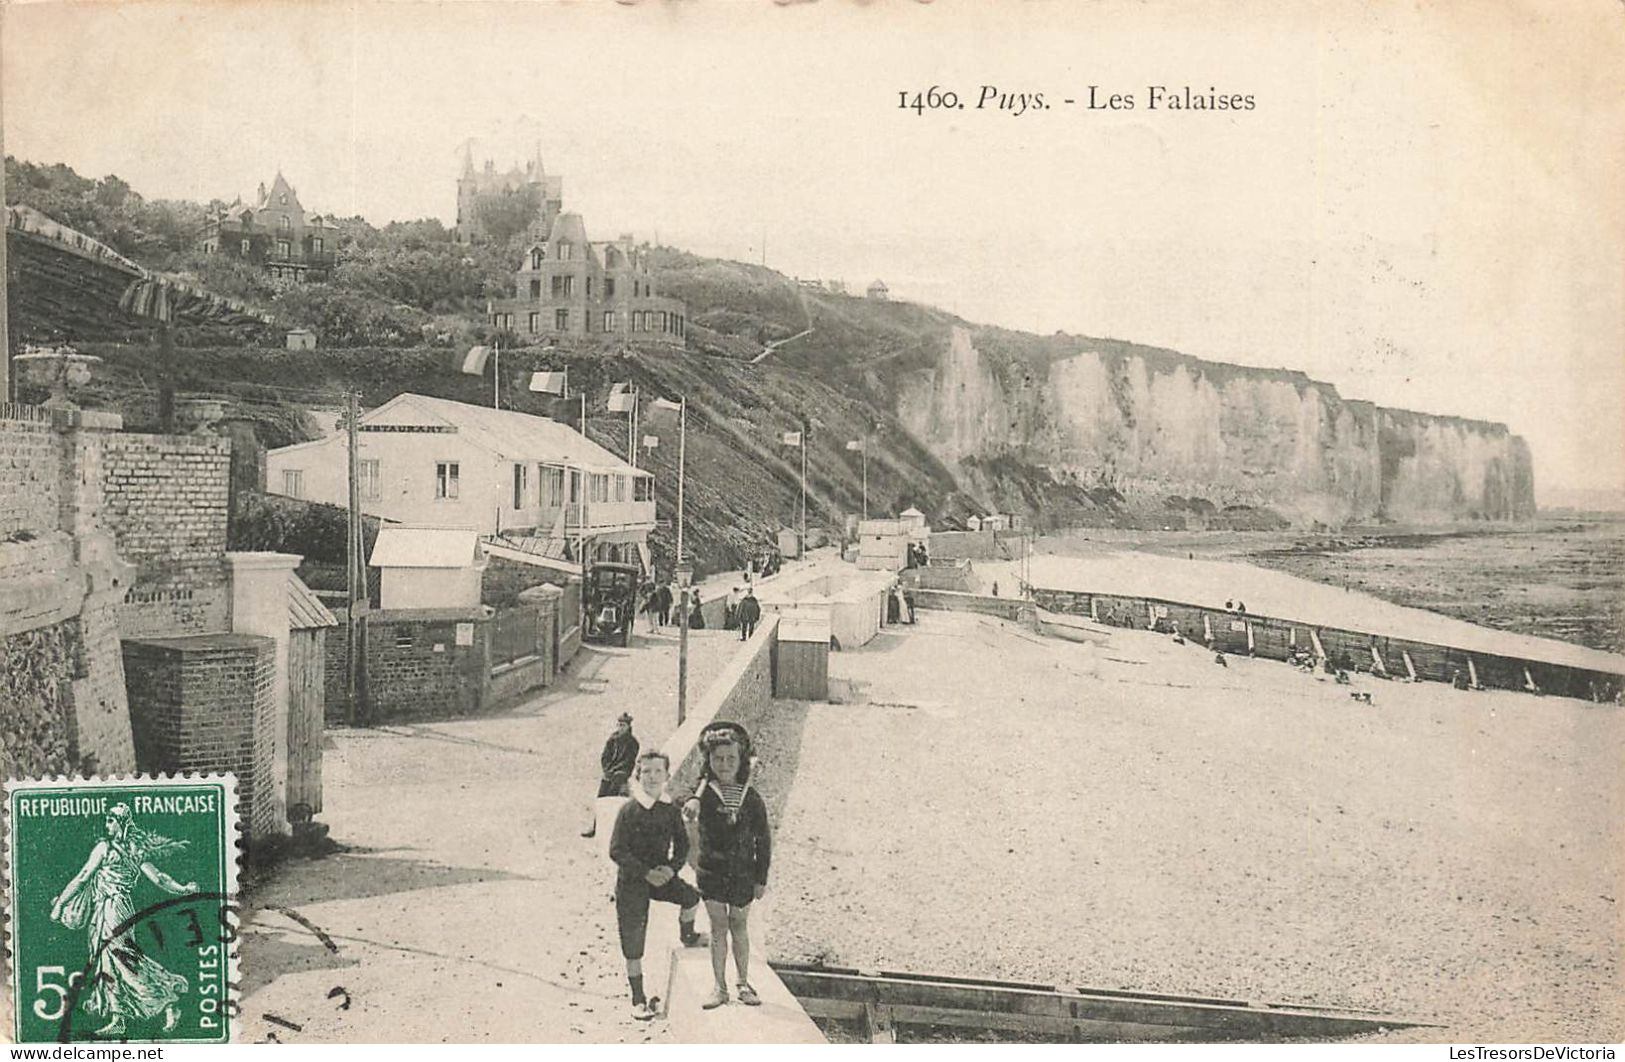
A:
[
  {"xmin": 225, "ymin": 551, "xmax": 301, "ymax": 836},
  {"xmin": 123, "ymin": 634, "xmax": 279, "ymax": 841}
]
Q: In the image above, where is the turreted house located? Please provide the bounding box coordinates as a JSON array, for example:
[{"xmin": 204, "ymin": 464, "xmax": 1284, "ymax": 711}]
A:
[
  {"xmin": 486, "ymin": 213, "xmax": 687, "ymax": 347},
  {"xmin": 455, "ymin": 145, "xmax": 563, "ymax": 245},
  {"xmin": 196, "ymin": 172, "xmax": 340, "ymax": 283}
]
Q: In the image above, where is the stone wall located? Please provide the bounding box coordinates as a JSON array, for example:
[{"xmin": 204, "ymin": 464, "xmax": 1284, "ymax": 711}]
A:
[
  {"xmin": 123, "ymin": 633, "xmax": 280, "ymax": 840},
  {"xmin": 666, "ymin": 618, "xmax": 780, "ymax": 799},
  {"xmin": 100, "ymin": 433, "xmax": 232, "ymax": 637},
  {"xmin": 0, "ymin": 619, "xmax": 79, "ymax": 777}
]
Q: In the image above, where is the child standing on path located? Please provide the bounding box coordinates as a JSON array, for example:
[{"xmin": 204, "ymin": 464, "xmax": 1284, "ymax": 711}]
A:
[
  {"xmin": 609, "ymin": 751, "xmax": 707, "ymax": 1021},
  {"xmin": 683, "ymin": 722, "xmax": 772, "ymax": 1009}
]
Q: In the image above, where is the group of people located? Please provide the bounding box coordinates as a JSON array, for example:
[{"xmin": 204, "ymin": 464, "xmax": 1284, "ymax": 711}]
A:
[
  {"xmin": 588, "ymin": 716, "xmax": 773, "ymax": 1020},
  {"xmin": 723, "ymin": 586, "xmax": 762, "ymax": 640},
  {"xmin": 639, "ymin": 577, "xmax": 706, "ymax": 632}
]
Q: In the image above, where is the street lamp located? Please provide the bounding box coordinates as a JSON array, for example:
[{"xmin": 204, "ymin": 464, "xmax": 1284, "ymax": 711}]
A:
[{"xmin": 676, "ymin": 564, "xmax": 693, "ymax": 725}]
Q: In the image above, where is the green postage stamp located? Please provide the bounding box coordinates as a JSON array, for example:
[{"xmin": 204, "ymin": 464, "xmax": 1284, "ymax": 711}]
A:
[{"xmin": 5, "ymin": 776, "xmax": 240, "ymax": 1043}]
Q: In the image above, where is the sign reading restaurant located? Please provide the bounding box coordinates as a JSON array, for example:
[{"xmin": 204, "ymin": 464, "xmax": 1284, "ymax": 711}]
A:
[{"xmin": 358, "ymin": 424, "xmax": 459, "ymax": 433}]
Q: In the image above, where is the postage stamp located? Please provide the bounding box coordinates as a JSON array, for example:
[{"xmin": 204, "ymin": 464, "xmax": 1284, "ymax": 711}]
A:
[{"xmin": 5, "ymin": 776, "xmax": 240, "ymax": 1043}]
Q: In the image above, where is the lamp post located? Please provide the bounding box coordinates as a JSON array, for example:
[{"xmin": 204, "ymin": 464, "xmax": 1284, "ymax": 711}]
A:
[{"xmin": 676, "ymin": 563, "xmax": 693, "ymax": 725}]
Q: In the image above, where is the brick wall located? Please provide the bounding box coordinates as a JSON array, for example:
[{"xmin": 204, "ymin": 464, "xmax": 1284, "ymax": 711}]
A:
[
  {"xmin": 0, "ymin": 415, "xmax": 60, "ymax": 537},
  {"xmin": 100, "ymin": 433, "xmax": 232, "ymax": 637},
  {"xmin": 123, "ymin": 634, "xmax": 280, "ymax": 840},
  {"xmin": 361, "ymin": 610, "xmax": 487, "ymax": 723}
]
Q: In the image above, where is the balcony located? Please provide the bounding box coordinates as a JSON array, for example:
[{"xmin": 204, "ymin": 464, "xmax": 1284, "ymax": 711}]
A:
[{"xmin": 564, "ymin": 499, "xmax": 656, "ymax": 533}]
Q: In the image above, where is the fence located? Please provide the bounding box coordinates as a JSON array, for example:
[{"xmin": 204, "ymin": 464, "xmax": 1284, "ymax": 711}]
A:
[{"xmin": 489, "ymin": 606, "xmax": 541, "ymax": 668}]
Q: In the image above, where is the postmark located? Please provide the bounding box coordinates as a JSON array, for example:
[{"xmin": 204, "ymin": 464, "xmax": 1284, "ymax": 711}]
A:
[{"xmin": 5, "ymin": 776, "xmax": 240, "ymax": 1043}]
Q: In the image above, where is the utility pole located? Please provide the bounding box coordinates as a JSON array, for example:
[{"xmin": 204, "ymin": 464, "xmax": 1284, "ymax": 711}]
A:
[
  {"xmin": 345, "ymin": 389, "xmax": 364, "ymax": 725},
  {"xmin": 492, "ymin": 337, "xmax": 501, "ymax": 410},
  {"xmin": 0, "ymin": 48, "xmax": 9, "ymax": 404},
  {"xmin": 862, "ymin": 435, "xmax": 869, "ymax": 521}
]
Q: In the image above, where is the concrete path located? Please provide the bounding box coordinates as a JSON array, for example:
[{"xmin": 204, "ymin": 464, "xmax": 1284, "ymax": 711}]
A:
[{"xmin": 236, "ymin": 623, "xmax": 743, "ymax": 1044}]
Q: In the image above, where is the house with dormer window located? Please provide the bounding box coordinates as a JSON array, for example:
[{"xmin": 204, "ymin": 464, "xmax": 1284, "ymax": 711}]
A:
[{"xmin": 196, "ymin": 172, "xmax": 341, "ymax": 283}]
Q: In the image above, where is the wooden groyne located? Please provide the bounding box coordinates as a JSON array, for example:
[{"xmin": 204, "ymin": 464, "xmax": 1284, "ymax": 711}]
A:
[{"xmin": 1031, "ymin": 586, "xmax": 1623, "ymax": 702}]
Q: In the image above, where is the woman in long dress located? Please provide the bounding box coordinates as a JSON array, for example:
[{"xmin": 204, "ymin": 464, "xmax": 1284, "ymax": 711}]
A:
[{"xmin": 50, "ymin": 803, "xmax": 198, "ymax": 1036}]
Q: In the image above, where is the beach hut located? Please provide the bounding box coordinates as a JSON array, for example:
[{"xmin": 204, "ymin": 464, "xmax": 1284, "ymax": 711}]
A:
[{"xmin": 775, "ymin": 609, "xmax": 831, "ymax": 700}]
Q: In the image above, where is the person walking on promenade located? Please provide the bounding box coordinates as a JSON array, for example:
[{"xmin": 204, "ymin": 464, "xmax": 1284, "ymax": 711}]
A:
[
  {"xmin": 736, "ymin": 589, "xmax": 761, "ymax": 641},
  {"xmin": 582, "ymin": 713, "xmax": 639, "ymax": 839},
  {"xmin": 683, "ymin": 723, "xmax": 771, "ymax": 1010},
  {"xmin": 609, "ymin": 751, "xmax": 707, "ymax": 1021},
  {"xmin": 654, "ymin": 582, "xmax": 673, "ymax": 627}
]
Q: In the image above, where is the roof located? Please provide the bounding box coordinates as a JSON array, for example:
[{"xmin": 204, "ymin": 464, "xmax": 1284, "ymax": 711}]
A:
[
  {"xmin": 547, "ymin": 212, "xmax": 590, "ymax": 246},
  {"xmin": 288, "ymin": 574, "xmax": 339, "ymax": 630},
  {"xmin": 900, "ymin": 507, "xmax": 925, "ymax": 517},
  {"xmin": 370, "ymin": 526, "xmax": 485, "ymax": 569},
  {"xmin": 370, "ymin": 394, "xmax": 643, "ymax": 472}
]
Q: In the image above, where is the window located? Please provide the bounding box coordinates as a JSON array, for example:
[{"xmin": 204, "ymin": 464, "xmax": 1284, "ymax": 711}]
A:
[
  {"xmin": 550, "ymin": 275, "xmax": 564, "ymax": 298},
  {"xmin": 558, "ymin": 241, "xmax": 573, "ymax": 261},
  {"xmin": 555, "ymin": 308, "xmax": 568, "ymax": 330},
  {"xmin": 634, "ymin": 477, "xmax": 653, "ymax": 501},
  {"xmin": 528, "ymin": 312, "xmax": 539, "ymax": 334},
  {"xmin": 513, "ymin": 463, "xmax": 528, "ymax": 509},
  {"xmin": 603, "ymin": 311, "xmax": 617, "ymax": 332},
  {"xmin": 282, "ymin": 469, "xmax": 304, "ymax": 499},
  {"xmin": 605, "ymin": 277, "xmax": 616, "ymax": 298},
  {"xmin": 313, "ymin": 237, "xmax": 324, "ymax": 253},
  {"xmin": 659, "ymin": 311, "xmax": 669, "ymax": 332},
  {"xmin": 591, "ymin": 474, "xmax": 610, "ymax": 502},
  {"xmin": 568, "ymin": 470, "xmax": 581, "ymax": 504},
  {"xmin": 631, "ymin": 313, "xmax": 641, "ymax": 333},
  {"xmin": 614, "ymin": 475, "xmax": 626, "ymax": 502},
  {"xmin": 359, "ymin": 459, "xmax": 380, "ymax": 500},
  {"xmin": 530, "ymin": 248, "xmax": 544, "ymax": 269},
  {"xmin": 277, "ymin": 239, "xmax": 291, "ymax": 258},
  {"xmin": 563, "ymin": 275, "xmax": 574, "ymax": 297},
  {"xmin": 586, "ymin": 277, "xmax": 594, "ymax": 297},
  {"xmin": 539, "ymin": 464, "xmax": 564, "ymax": 506},
  {"xmin": 530, "ymin": 278, "xmax": 541, "ymax": 298},
  {"xmin": 240, "ymin": 239, "xmax": 251, "ymax": 254},
  {"xmin": 436, "ymin": 461, "xmax": 460, "ymax": 500},
  {"xmin": 279, "ymin": 216, "xmax": 291, "ymax": 230}
]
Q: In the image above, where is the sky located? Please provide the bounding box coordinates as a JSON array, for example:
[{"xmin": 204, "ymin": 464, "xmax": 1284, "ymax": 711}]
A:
[{"xmin": 4, "ymin": 0, "xmax": 1622, "ymax": 498}]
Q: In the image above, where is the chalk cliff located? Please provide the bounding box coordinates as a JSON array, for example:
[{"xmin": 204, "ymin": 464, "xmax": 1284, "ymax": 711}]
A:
[{"xmin": 897, "ymin": 326, "xmax": 1535, "ymax": 528}]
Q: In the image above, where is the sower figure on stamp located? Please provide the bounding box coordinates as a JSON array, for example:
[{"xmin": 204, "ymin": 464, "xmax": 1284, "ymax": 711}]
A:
[
  {"xmin": 51, "ymin": 804, "xmax": 199, "ymax": 1037},
  {"xmin": 583, "ymin": 712, "xmax": 640, "ymax": 839},
  {"xmin": 609, "ymin": 751, "xmax": 707, "ymax": 1021},
  {"xmin": 684, "ymin": 722, "xmax": 772, "ymax": 1009}
]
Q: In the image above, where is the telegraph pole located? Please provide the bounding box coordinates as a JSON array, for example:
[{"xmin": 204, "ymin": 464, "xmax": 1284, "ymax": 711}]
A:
[
  {"xmin": 345, "ymin": 389, "xmax": 364, "ymax": 724},
  {"xmin": 799, "ymin": 421, "xmax": 807, "ymax": 558}
]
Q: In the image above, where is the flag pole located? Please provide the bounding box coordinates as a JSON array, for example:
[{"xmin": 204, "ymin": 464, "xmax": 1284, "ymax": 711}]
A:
[
  {"xmin": 799, "ymin": 427, "xmax": 807, "ymax": 558},
  {"xmin": 493, "ymin": 337, "xmax": 500, "ymax": 410},
  {"xmin": 862, "ymin": 436, "xmax": 869, "ymax": 521}
]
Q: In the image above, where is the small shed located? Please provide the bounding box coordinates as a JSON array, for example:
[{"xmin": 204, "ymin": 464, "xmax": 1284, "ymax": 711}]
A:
[
  {"xmin": 966, "ymin": 514, "xmax": 983, "ymax": 532},
  {"xmin": 856, "ymin": 518, "xmax": 909, "ymax": 571},
  {"xmin": 287, "ymin": 575, "xmax": 338, "ymax": 818},
  {"xmin": 866, "ymin": 279, "xmax": 890, "ymax": 301},
  {"xmin": 370, "ymin": 526, "xmax": 487, "ymax": 609},
  {"xmin": 984, "ymin": 512, "xmax": 1011, "ymax": 531},
  {"xmin": 774, "ymin": 609, "xmax": 831, "ymax": 701},
  {"xmin": 286, "ymin": 328, "xmax": 317, "ymax": 350},
  {"xmin": 900, "ymin": 506, "xmax": 929, "ymax": 543},
  {"xmin": 777, "ymin": 527, "xmax": 802, "ymax": 559}
]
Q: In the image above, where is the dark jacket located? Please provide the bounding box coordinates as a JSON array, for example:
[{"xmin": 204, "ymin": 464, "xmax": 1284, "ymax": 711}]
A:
[
  {"xmin": 737, "ymin": 596, "xmax": 762, "ymax": 627},
  {"xmin": 608, "ymin": 797, "xmax": 688, "ymax": 886},
  {"xmin": 692, "ymin": 781, "xmax": 771, "ymax": 895},
  {"xmin": 600, "ymin": 732, "xmax": 640, "ymax": 782}
]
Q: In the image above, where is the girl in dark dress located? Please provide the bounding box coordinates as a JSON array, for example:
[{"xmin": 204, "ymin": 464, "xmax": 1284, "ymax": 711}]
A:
[{"xmin": 683, "ymin": 722, "xmax": 771, "ymax": 1009}]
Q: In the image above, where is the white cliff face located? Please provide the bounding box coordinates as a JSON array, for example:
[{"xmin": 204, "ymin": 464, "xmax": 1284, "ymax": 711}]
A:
[{"xmin": 897, "ymin": 326, "xmax": 1532, "ymax": 526}]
